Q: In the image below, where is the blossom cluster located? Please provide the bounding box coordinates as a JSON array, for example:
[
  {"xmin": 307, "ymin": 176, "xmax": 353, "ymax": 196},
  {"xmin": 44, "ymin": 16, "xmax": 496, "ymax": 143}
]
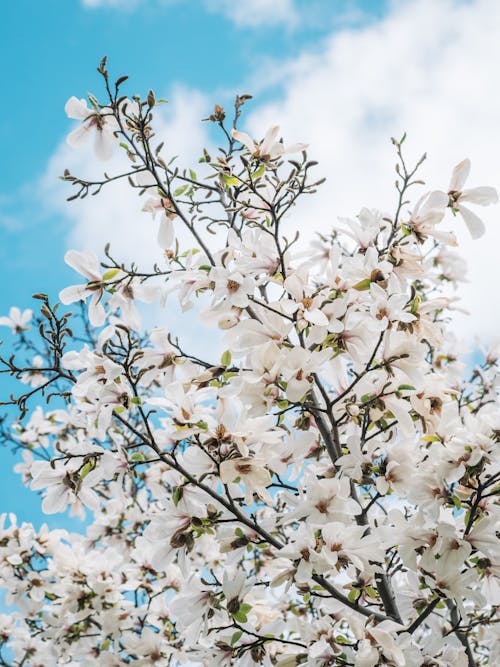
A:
[{"xmin": 0, "ymin": 63, "xmax": 498, "ymax": 666}]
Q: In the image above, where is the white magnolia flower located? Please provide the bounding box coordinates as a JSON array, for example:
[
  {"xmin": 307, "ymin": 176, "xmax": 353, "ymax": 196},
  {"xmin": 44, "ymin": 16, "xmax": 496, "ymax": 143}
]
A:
[
  {"xmin": 446, "ymin": 158, "xmax": 498, "ymax": 239},
  {"xmin": 220, "ymin": 456, "xmax": 272, "ymax": 505},
  {"xmin": 20, "ymin": 355, "xmax": 45, "ymax": 388},
  {"xmin": 0, "ymin": 307, "xmax": 32, "ymax": 333},
  {"xmin": 30, "ymin": 459, "xmax": 100, "ymax": 515},
  {"xmin": 65, "ymin": 96, "xmax": 118, "ymax": 160},
  {"xmin": 232, "ymin": 125, "xmax": 307, "ymax": 162},
  {"xmin": 409, "ymin": 190, "xmax": 453, "ymax": 244},
  {"xmin": 59, "ymin": 250, "xmax": 107, "ymax": 326}
]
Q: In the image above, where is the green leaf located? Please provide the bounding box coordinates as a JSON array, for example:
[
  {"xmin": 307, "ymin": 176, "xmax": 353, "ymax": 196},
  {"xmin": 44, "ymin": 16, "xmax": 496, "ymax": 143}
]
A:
[
  {"xmin": 79, "ymin": 461, "xmax": 94, "ymax": 480},
  {"xmin": 335, "ymin": 635, "xmax": 349, "ymax": 644},
  {"xmin": 252, "ymin": 164, "xmax": 266, "ymax": 180},
  {"xmin": 230, "ymin": 630, "xmax": 243, "ymax": 646},
  {"xmin": 232, "ymin": 610, "xmax": 248, "ymax": 623},
  {"xmin": 173, "ymin": 184, "xmax": 189, "ymax": 197},
  {"xmin": 347, "ymin": 588, "xmax": 361, "ymax": 602},
  {"xmin": 397, "ymin": 384, "xmax": 415, "ymax": 392},
  {"xmin": 172, "ymin": 486, "xmax": 183, "ymax": 506},
  {"xmin": 189, "ymin": 169, "xmax": 197, "ymax": 181},
  {"xmin": 221, "ymin": 173, "xmax": 239, "ymax": 187},
  {"xmin": 102, "ymin": 268, "xmax": 121, "ymax": 281},
  {"xmin": 221, "ymin": 350, "xmax": 232, "ymax": 367},
  {"xmin": 130, "ymin": 452, "xmax": 145, "ymax": 462},
  {"xmin": 352, "ymin": 278, "xmax": 371, "ymax": 291},
  {"xmin": 422, "ymin": 434, "xmax": 441, "ymax": 443}
]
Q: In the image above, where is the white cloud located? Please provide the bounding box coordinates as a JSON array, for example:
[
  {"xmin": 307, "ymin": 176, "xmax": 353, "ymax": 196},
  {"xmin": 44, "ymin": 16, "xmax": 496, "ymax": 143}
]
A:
[
  {"xmin": 203, "ymin": 0, "xmax": 298, "ymax": 28},
  {"xmin": 81, "ymin": 0, "xmax": 298, "ymax": 27},
  {"xmin": 50, "ymin": 0, "xmax": 500, "ymax": 341}
]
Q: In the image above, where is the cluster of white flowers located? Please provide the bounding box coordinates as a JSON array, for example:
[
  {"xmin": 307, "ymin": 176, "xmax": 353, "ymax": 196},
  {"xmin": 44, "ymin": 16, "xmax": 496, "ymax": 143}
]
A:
[{"xmin": 0, "ymin": 67, "xmax": 498, "ymax": 666}]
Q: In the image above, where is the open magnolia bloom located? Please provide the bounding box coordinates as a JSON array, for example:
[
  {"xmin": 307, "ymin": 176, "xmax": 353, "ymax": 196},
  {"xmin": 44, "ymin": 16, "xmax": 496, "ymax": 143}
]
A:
[
  {"xmin": 232, "ymin": 125, "xmax": 307, "ymax": 162},
  {"xmin": 58, "ymin": 249, "xmax": 108, "ymax": 326},
  {"xmin": 1, "ymin": 70, "xmax": 499, "ymax": 667},
  {"xmin": 446, "ymin": 158, "xmax": 499, "ymax": 239},
  {"xmin": 0, "ymin": 306, "xmax": 32, "ymax": 333},
  {"xmin": 220, "ymin": 456, "xmax": 273, "ymax": 505},
  {"xmin": 65, "ymin": 96, "xmax": 118, "ymax": 160}
]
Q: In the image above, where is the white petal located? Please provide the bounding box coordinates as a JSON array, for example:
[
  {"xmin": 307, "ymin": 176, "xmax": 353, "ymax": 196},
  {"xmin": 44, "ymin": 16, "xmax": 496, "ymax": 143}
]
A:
[
  {"xmin": 460, "ymin": 186, "xmax": 498, "ymax": 206},
  {"xmin": 42, "ymin": 487, "xmax": 69, "ymax": 514},
  {"xmin": 94, "ymin": 128, "xmax": 115, "ymax": 161},
  {"xmin": 79, "ymin": 488, "xmax": 101, "ymax": 511},
  {"xmin": 286, "ymin": 378, "xmax": 310, "ymax": 402},
  {"xmin": 64, "ymin": 249, "xmax": 101, "ymax": 280},
  {"xmin": 119, "ymin": 300, "xmax": 142, "ymax": 331},
  {"xmin": 59, "ymin": 284, "xmax": 89, "ymax": 305},
  {"xmin": 231, "ymin": 129, "xmax": 256, "ymax": 153},
  {"xmin": 449, "ymin": 158, "xmax": 470, "ymax": 191},
  {"xmin": 459, "ymin": 205, "xmax": 485, "ymax": 239},
  {"xmin": 10, "ymin": 306, "xmax": 21, "ymax": 322},
  {"xmin": 305, "ymin": 308, "xmax": 329, "ymax": 326},
  {"xmin": 219, "ymin": 460, "xmax": 237, "ymax": 484},
  {"xmin": 425, "ymin": 189, "xmax": 449, "ymax": 210},
  {"xmin": 261, "ymin": 125, "xmax": 280, "ymax": 155},
  {"xmin": 66, "ymin": 123, "xmax": 92, "ymax": 148},
  {"xmin": 430, "ymin": 228, "xmax": 458, "ymax": 246},
  {"xmin": 158, "ymin": 218, "xmax": 174, "ymax": 249},
  {"xmin": 88, "ymin": 294, "xmax": 107, "ymax": 327},
  {"xmin": 384, "ymin": 395, "xmax": 414, "ymax": 436},
  {"xmin": 283, "ymin": 142, "xmax": 308, "ymax": 155},
  {"xmin": 64, "ymin": 96, "xmax": 90, "ymax": 120},
  {"xmin": 20, "ymin": 309, "xmax": 33, "ymax": 325}
]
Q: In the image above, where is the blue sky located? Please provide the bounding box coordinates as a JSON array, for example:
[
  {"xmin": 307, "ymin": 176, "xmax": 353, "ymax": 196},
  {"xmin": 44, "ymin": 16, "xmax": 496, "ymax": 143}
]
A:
[{"xmin": 1, "ymin": 0, "xmax": 499, "ymax": 530}]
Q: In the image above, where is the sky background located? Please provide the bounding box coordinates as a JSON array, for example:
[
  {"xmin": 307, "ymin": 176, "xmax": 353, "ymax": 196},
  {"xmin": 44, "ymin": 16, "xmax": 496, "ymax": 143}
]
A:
[{"xmin": 0, "ymin": 0, "xmax": 499, "ymax": 531}]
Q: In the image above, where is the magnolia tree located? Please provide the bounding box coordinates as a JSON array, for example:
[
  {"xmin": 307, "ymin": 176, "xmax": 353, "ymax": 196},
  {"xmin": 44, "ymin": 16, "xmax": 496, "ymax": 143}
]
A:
[{"xmin": 0, "ymin": 59, "xmax": 499, "ymax": 667}]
